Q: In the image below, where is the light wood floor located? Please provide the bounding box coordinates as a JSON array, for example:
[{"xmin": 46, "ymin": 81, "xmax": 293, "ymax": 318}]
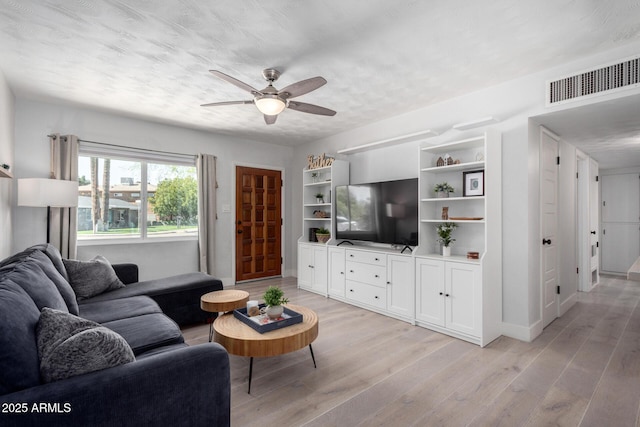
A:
[{"xmin": 182, "ymin": 275, "xmax": 640, "ymax": 426}]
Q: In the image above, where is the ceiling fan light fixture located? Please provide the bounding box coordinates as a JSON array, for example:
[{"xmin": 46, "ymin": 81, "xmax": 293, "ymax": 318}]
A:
[{"xmin": 255, "ymin": 95, "xmax": 286, "ymax": 115}]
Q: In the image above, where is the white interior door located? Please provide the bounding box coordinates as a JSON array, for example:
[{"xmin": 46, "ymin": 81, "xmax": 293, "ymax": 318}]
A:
[
  {"xmin": 576, "ymin": 152, "xmax": 590, "ymax": 292},
  {"xmin": 541, "ymin": 129, "xmax": 559, "ymax": 328},
  {"xmin": 589, "ymin": 159, "xmax": 599, "ymax": 285}
]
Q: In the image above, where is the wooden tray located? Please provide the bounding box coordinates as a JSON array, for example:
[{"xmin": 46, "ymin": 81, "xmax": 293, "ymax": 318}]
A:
[{"xmin": 234, "ymin": 304, "xmax": 303, "ymax": 334}]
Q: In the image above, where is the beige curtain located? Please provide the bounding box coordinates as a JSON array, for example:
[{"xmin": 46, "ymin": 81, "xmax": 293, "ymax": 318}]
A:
[
  {"xmin": 49, "ymin": 134, "xmax": 79, "ymax": 259},
  {"xmin": 197, "ymin": 154, "xmax": 217, "ymax": 274}
]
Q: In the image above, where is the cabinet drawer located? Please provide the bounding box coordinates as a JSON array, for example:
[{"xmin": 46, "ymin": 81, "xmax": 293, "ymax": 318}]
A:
[
  {"xmin": 345, "ymin": 249, "xmax": 386, "ymax": 266},
  {"xmin": 346, "ymin": 262, "xmax": 386, "ymax": 287},
  {"xmin": 346, "ymin": 280, "xmax": 386, "ymax": 309}
]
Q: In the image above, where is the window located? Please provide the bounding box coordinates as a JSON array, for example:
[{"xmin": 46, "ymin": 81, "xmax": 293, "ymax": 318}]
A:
[{"xmin": 77, "ymin": 143, "xmax": 197, "ymax": 242}]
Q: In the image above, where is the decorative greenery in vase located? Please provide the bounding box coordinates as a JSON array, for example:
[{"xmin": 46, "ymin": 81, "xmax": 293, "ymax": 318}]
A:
[
  {"xmin": 436, "ymin": 222, "xmax": 457, "ymax": 247},
  {"xmin": 315, "ymin": 226, "xmax": 330, "ymax": 243},
  {"xmin": 262, "ymin": 286, "xmax": 289, "ymax": 319},
  {"xmin": 315, "ymin": 192, "xmax": 325, "ymax": 203},
  {"xmin": 434, "ymin": 182, "xmax": 454, "ymax": 197}
]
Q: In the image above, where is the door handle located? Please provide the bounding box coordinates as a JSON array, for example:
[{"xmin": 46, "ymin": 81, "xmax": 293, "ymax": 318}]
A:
[
  {"xmin": 590, "ymin": 231, "xmax": 596, "ymax": 235},
  {"xmin": 237, "ymin": 229, "xmax": 243, "ymax": 234},
  {"xmin": 542, "ymin": 238, "xmax": 551, "ymax": 245}
]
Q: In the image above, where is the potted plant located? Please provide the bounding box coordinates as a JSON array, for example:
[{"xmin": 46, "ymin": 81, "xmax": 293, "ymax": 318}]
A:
[
  {"xmin": 436, "ymin": 222, "xmax": 457, "ymax": 256},
  {"xmin": 315, "ymin": 192, "xmax": 325, "ymax": 203},
  {"xmin": 315, "ymin": 226, "xmax": 330, "ymax": 243},
  {"xmin": 434, "ymin": 182, "xmax": 454, "ymax": 198},
  {"xmin": 262, "ymin": 285, "xmax": 289, "ymax": 319}
]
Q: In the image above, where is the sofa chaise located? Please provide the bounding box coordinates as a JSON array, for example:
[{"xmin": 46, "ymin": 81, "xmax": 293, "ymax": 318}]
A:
[{"xmin": 0, "ymin": 244, "xmax": 230, "ymax": 427}]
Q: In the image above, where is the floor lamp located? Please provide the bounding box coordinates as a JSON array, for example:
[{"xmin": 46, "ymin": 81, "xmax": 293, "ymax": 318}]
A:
[{"xmin": 18, "ymin": 178, "xmax": 79, "ymax": 243}]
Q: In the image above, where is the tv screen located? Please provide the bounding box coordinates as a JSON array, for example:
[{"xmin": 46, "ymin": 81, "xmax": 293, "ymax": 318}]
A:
[{"xmin": 335, "ymin": 178, "xmax": 418, "ymax": 246}]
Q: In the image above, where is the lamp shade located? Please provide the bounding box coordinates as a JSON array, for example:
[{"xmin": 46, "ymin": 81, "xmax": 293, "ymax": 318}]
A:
[
  {"xmin": 255, "ymin": 95, "xmax": 286, "ymax": 115},
  {"xmin": 18, "ymin": 178, "xmax": 79, "ymax": 207}
]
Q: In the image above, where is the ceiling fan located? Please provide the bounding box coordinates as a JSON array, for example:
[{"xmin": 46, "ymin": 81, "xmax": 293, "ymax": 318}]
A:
[{"xmin": 201, "ymin": 68, "xmax": 336, "ymax": 125}]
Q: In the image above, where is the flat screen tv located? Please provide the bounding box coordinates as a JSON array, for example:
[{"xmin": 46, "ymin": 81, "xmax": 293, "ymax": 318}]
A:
[{"xmin": 335, "ymin": 178, "xmax": 418, "ymax": 246}]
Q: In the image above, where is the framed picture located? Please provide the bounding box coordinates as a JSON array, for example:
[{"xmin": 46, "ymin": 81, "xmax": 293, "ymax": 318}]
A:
[{"xmin": 463, "ymin": 170, "xmax": 484, "ymax": 197}]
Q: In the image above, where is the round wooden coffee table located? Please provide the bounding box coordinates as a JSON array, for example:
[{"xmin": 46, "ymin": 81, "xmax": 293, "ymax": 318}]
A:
[
  {"xmin": 213, "ymin": 304, "xmax": 318, "ymax": 393},
  {"xmin": 201, "ymin": 289, "xmax": 250, "ymax": 341}
]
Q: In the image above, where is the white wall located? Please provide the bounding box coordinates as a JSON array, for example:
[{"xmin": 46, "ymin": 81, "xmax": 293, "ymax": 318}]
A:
[
  {"xmin": 0, "ymin": 71, "xmax": 14, "ymax": 260},
  {"xmin": 292, "ymin": 40, "xmax": 640, "ymax": 339},
  {"xmin": 12, "ymin": 99, "xmax": 296, "ymax": 283}
]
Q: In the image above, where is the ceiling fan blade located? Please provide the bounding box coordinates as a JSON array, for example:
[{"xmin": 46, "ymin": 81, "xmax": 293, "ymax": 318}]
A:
[
  {"xmin": 209, "ymin": 70, "xmax": 262, "ymax": 95},
  {"xmin": 279, "ymin": 76, "xmax": 327, "ymax": 99},
  {"xmin": 200, "ymin": 100, "xmax": 253, "ymax": 107},
  {"xmin": 288, "ymin": 101, "xmax": 336, "ymax": 116},
  {"xmin": 264, "ymin": 114, "xmax": 277, "ymax": 125}
]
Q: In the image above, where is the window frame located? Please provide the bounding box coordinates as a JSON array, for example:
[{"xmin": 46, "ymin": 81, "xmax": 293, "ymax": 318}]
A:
[{"xmin": 77, "ymin": 142, "xmax": 198, "ymax": 246}]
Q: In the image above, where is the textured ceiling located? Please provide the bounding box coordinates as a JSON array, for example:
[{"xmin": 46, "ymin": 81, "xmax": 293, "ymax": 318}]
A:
[{"xmin": 1, "ymin": 0, "xmax": 640, "ymax": 149}]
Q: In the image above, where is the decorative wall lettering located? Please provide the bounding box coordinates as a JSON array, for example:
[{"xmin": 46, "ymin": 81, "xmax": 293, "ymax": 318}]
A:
[{"xmin": 307, "ymin": 153, "xmax": 335, "ymax": 170}]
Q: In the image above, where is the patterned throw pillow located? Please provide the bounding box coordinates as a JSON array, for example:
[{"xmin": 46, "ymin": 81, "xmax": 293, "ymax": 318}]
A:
[
  {"xmin": 62, "ymin": 255, "xmax": 125, "ymax": 300},
  {"xmin": 36, "ymin": 308, "xmax": 135, "ymax": 383}
]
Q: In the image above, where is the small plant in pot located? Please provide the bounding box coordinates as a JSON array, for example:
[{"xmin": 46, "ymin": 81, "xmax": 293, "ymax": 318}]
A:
[
  {"xmin": 436, "ymin": 222, "xmax": 457, "ymax": 256},
  {"xmin": 434, "ymin": 182, "xmax": 454, "ymax": 198},
  {"xmin": 262, "ymin": 286, "xmax": 289, "ymax": 319},
  {"xmin": 315, "ymin": 192, "xmax": 325, "ymax": 203},
  {"xmin": 315, "ymin": 227, "xmax": 330, "ymax": 243}
]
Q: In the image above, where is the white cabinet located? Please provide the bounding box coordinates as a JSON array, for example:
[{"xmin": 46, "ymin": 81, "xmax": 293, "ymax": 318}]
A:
[
  {"xmin": 343, "ymin": 248, "xmax": 413, "ymax": 321},
  {"xmin": 386, "ymin": 255, "xmax": 414, "ymax": 319},
  {"xmin": 416, "ymin": 257, "xmax": 481, "ymax": 341},
  {"xmin": 297, "ymin": 243, "xmax": 327, "ymax": 295},
  {"xmin": 328, "ymin": 246, "xmax": 346, "ymax": 298}
]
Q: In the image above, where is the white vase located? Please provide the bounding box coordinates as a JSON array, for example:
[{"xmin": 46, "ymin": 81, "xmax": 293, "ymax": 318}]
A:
[
  {"xmin": 442, "ymin": 246, "xmax": 451, "ymax": 257},
  {"xmin": 265, "ymin": 305, "xmax": 284, "ymax": 319},
  {"xmin": 437, "ymin": 191, "xmax": 449, "ymax": 198}
]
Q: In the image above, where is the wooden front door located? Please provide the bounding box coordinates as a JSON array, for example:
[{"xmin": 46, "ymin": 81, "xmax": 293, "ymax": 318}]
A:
[{"xmin": 235, "ymin": 166, "xmax": 282, "ymax": 282}]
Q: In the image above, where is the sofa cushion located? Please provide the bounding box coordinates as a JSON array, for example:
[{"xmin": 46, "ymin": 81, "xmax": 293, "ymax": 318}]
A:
[
  {"xmin": 28, "ymin": 250, "xmax": 79, "ymax": 315},
  {"xmin": 78, "ymin": 295, "xmax": 162, "ymax": 324},
  {"xmin": 2, "ymin": 259, "xmax": 68, "ymax": 312},
  {"xmin": 37, "ymin": 308, "xmax": 135, "ymax": 383},
  {"xmin": 62, "ymin": 255, "xmax": 125, "ymax": 300},
  {"xmin": 102, "ymin": 313, "xmax": 184, "ymax": 356},
  {"xmin": 0, "ymin": 279, "xmax": 42, "ymax": 394}
]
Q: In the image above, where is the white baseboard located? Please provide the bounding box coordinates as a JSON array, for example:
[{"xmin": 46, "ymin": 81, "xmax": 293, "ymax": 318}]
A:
[
  {"xmin": 501, "ymin": 319, "xmax": 543, "ymax": 342},
  {"xmin": 559, "ymin": 293, "xmax": 578, "ymax": 317}
]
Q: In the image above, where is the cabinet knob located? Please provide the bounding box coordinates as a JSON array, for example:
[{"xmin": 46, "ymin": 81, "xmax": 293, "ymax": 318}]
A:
[
  {"xmin": 349, "ymin": 289, "xmax": 354, "ymax": 292},
  {"xmin": 374, "ymin": 295, "xmax": 379, "ymax": 299},
  {"xmin": 387, "ymin": 281, "xmax": 391, "ymax": 285},
  {"xmin": 374, "ymin": 274, "xmax": 379, "ymax": 278},
  {"xmin": 349, "ymin": 254, "xmax": 354, "ymax": 257},
  {"xmin": 308, "ymin": 265, "xmax": 314, "ymax": 268},
  {"xmin": 340, "ymin": 271, "xmax": 344, "ymax": 275},
  {"xmin": 445, "ymin": 293, "xmax": 450, "ymax": 297},
  {"xmin": 375, "ymin": 258, "xmax": 379, "ymax": 261},
  {"xmin": 349, "ymin": 269, "xmax": 354, "ymax": 273},
  {"xmin": 439, "ymin": 292, "xmax": 443, "ymax": 296}
]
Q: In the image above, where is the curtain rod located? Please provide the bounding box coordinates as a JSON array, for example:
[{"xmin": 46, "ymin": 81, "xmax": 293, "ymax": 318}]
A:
[{"xmin": 48, "ymin": 134, "xmax": 196, "ymax": 159}]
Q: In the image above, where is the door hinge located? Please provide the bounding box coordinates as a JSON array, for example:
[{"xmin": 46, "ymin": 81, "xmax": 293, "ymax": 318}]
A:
[
  {"xmin": 576, "ymin": 172, "xmax": 579, "ymax": 179},
  {"xmin": 597, "ymin": 241, "xmax": 599, "ymax": 247},
  {"xmin": 557, "ymin": 285, "xmax": 560, "ymax": 295},
  {"xmin": 603, "ymin": 201, "xmax": 606, "ymax": 207},
  {"xmin": 596, "ymin": 175, "xmax": 599, "ymax": 182},
  {"xmin": 281, "ymin": 179, "xmax": 283, "ymax": 187},
  {"xmin": 602, "ymin": 229, "xmax": 605, "ymax": 235},
  {"xmin": 281, "ymin": 218, "xmax": 283, "ymax": 225},
  {"xmin": 556, "ymin": 156, "xmax": 560, "ymax": 165},
  {"xmin": 577, "ymin": 267, "xmax": 579, "ymax": 274},
  {"xmin": 281, "ymin": 257, "xmax": 283, "ymax": 265}
]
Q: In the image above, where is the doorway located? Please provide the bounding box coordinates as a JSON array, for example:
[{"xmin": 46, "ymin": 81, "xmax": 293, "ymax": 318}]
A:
[{"xmin": 235, "ymin": 166, "xmax": 282, "ymax": 282}]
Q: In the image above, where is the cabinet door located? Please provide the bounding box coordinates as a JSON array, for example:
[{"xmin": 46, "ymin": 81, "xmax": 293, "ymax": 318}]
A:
[
  {"xmin": 415, "ymin": 258, "xmax": 445, "ymax": 327},
  {"xmin": 311, "ymin": 246, "xmax": 328, "ymax": 294},
  {"xmin": 445, "ymin": 262, "xmax": 481, "ymax": 337},
  {"xmin": 387, "ymin": 255, "xmax": 414, "ymax": 318},
  {"xmin": 328, "ymin": 247, "xmax": 345, "ymax": 297},
  {"xmin": 297, "ymin": 243, "xmax": 313, "ymax": 289}
]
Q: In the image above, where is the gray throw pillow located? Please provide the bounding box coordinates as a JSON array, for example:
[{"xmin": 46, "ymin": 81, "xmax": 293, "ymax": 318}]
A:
[
  {"xmin": 62, "ymin": 255, "xmax": 125, "ymax": 300},
  {"xmin": 36, "ymin": 308, "xmax": 135, "ymax": 383}
]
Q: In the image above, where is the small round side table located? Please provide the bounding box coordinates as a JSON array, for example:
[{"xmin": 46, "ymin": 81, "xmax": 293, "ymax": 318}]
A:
[{"xmin": 200, "ymin": 289, "xmax": 250, "ymax": 342}]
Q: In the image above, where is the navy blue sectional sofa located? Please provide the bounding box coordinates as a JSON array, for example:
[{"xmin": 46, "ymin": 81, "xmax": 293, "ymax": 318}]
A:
[{"xmin": 0, "ymin": 244, "xmax": 230, "ymax": 427}]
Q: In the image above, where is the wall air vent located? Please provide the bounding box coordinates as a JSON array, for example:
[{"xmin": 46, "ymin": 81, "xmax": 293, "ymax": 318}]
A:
[{"xmin": 546, "ymin": 55, "xmax": 640, "ymax": 106}]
